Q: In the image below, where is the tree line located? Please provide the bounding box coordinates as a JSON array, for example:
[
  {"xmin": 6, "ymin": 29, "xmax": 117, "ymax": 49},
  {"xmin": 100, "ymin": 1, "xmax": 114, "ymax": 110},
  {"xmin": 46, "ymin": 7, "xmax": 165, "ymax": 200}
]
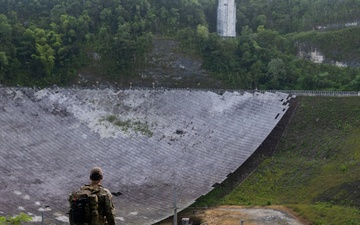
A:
[{"xmin": 0, "ymin": 0, "xmax": 360, "ymax": 90}]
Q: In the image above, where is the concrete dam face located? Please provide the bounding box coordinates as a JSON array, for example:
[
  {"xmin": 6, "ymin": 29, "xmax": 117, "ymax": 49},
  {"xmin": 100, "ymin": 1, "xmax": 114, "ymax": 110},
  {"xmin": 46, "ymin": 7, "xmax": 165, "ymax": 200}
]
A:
[{"xmin": 0, "ymin": 87, "xmax": 291, "ymax": 224}]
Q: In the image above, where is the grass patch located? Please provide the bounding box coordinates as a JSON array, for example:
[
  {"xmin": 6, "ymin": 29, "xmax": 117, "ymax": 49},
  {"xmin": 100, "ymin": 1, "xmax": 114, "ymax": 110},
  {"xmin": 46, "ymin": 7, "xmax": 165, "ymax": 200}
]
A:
[
  {"xmin": 290, "ymin": 204, "xmax": 360, "ymax": 225},
  {"xmin": 100, "ymin": 115, "xmax": 153, "ymax": 137},
  {"xmin": 191, "ymin": 186, "xmax": 229, "ymax": 207}
]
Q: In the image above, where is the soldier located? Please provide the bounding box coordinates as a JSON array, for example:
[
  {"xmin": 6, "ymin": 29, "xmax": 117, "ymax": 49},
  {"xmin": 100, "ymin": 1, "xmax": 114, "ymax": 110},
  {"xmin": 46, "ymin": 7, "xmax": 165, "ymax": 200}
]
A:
[{"xmin": 69, "ymin": 167, "xmax": 116, "ymax": 225}]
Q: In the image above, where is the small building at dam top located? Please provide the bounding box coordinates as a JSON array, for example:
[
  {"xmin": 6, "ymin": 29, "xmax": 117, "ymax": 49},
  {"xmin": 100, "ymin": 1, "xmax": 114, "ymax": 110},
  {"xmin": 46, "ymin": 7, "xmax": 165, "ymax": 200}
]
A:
[{"xmin": 0, "ymin": 87, "xmax": 292, "ymax": 224}]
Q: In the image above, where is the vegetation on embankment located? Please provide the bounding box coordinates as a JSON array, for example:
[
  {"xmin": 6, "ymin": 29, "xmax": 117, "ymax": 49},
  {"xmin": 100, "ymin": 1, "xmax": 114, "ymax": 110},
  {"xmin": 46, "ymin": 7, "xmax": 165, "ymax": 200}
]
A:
[
  {"xmin": 195, "ymin": 96, "xmax": 360, "ymax": 225},
  {"xmin": 290, "ymin": 26, "xmax": 360, "ymax": 64}
]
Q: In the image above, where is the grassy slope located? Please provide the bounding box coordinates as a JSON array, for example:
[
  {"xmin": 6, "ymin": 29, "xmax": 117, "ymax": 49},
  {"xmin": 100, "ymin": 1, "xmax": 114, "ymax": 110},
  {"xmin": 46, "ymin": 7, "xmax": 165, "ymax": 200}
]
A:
[{"xmin": 221, "ymin": 96, "xmax": 360, "ymax": 225}]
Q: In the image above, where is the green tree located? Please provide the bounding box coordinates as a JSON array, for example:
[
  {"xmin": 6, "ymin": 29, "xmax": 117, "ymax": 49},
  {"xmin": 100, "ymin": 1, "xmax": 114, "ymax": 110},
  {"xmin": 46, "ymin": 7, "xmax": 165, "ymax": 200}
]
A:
[
  {"xmin": 0, "ymin": 52, "xmax": 8, "ymax": 67},
  {"xmin": 255, "ymin": 14, "xmax": 267, "ymax": 28},
  {"xmin": 349, "ymin": 74, "xmax": 360, "ymax": 91},
  {"xmin": 267, "ymin": 58, "xmax": 286, "ymax": 89},
  {"xmin": 32, "ymin": 43, "xmax": 55, "ymax": 77},
  {"xmin": 0, "ymin": 14, "xmax": 12, "ymax": 40},
  {"xmin": 18, "ymin": 28, "xmax": 36, "ymax": 65},
  {"xmin": 0, "ymin": 213, "xmax": 32, "ymax": 225},
  {"xmin": 196, "ymin": 24, "xmax": 209, "ymax": 40},
  {"xmin": 0, "ymin": 51, "xmax": 8, "ymax": 79}
]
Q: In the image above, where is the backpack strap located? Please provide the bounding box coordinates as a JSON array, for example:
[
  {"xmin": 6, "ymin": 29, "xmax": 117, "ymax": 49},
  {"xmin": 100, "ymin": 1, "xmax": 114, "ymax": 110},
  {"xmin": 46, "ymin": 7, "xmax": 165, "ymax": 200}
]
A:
[{"xmin": 81, "ymin": 185, "xmax": 102, "ymax": 194}]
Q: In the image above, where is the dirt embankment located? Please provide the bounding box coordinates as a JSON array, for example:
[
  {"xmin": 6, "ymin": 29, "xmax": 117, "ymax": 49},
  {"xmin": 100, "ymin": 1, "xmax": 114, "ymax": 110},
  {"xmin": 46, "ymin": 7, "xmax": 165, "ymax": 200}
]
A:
[
  {"xmin": 135, "ymin": 37, "xmax": 225, "ymax": 88},
  {"xmin": 76, "ymin": 37, "xmax": 225, "ymax": 89}
]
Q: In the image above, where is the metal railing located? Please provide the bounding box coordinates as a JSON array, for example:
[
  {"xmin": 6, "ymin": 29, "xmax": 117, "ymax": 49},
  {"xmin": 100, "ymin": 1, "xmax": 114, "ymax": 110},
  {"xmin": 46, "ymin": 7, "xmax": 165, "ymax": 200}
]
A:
[{"xmin": 1, "ymin": 84, "xmax": 359, "ymax": 97}]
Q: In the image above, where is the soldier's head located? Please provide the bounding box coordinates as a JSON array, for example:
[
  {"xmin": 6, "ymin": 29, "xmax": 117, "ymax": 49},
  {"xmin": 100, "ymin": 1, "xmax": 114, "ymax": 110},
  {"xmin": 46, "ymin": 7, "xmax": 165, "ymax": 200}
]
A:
[{"xmin": 90, "ymin": 167, "xmax": 103, "ymax": 182}]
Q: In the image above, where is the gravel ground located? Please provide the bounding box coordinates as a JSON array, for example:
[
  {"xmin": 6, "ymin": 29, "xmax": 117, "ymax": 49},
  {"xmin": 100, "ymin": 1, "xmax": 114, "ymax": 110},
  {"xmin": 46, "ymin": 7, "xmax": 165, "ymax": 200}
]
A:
[{"xmin": 198, "ymin": 206, "xmax": 308, "ymax": 225}]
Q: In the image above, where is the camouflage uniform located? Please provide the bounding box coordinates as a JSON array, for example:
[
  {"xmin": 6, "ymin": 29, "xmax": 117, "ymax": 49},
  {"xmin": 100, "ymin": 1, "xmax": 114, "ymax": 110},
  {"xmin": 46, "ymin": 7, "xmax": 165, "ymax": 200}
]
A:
[
  {"xmin": 70, "ymin": 184, "xmax": 116, "ymax": 225},
  {"xmin": 97, "ymin": 185, "xmax": 116, "ymax": 225}
]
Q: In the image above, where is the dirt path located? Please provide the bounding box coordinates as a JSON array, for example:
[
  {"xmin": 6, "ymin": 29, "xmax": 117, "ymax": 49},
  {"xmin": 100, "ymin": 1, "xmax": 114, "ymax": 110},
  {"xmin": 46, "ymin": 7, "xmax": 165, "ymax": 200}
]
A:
[
  {"xmin": 195, "ymin": 205, "xmax": 310, "ymax": 225},
  {"xmin": 156, "ymin": 205, "xmax": 310, "ymax": 225}
]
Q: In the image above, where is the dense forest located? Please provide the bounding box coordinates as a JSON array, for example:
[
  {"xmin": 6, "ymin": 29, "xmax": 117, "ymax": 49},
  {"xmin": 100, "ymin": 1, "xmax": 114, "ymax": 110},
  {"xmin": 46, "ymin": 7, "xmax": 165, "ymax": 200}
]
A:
[{"xmin": 0, "ymin": 0, "xmax": 360, "ymax": 90}]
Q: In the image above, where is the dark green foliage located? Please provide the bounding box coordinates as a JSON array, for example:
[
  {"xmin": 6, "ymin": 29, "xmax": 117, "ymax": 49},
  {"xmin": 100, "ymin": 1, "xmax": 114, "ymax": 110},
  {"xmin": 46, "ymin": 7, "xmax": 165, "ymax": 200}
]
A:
[
  {"xmin": 235, "ymin": 0, "xmax": 360, "ymax": 34},
  {"xmin": 187, "ymin": 25, "xmax": 360, "ymax": 90},
  {"xmin": 0, "ymin": 0, "xmax": 360, "ymax": 89},
  {"xmin": 0, "ymin": 0, "xmax": 154, "ymax": 86}
]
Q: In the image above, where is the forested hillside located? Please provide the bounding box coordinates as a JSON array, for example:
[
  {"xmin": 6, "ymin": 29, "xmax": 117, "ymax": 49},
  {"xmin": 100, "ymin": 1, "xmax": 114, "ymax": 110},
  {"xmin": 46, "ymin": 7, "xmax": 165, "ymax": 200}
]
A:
[{"xmin": 1, "ymin": 0, "xmax": 360, "ymax": 90}]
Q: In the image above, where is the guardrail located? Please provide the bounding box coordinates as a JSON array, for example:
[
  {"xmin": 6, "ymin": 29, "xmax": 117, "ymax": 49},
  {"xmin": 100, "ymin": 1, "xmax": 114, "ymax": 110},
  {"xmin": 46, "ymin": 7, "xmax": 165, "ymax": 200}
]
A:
[
  {"xmin": 115, "ymin": 86, "xmax": 360, "ymax": 97},
  {"xmin": 257, "ymin": 90, "xmax": 360, "ymax": 97},
  {"xmin": 1, "ymin": 84, "xmax": 359, "ymax": 97}
]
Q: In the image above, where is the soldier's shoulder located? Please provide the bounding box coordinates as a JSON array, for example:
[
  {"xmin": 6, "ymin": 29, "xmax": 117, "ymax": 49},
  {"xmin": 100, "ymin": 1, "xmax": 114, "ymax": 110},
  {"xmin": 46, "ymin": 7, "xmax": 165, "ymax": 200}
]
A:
[{"xmin": 99, "ymin": 186, "xmax": 112, "ymax": 195}]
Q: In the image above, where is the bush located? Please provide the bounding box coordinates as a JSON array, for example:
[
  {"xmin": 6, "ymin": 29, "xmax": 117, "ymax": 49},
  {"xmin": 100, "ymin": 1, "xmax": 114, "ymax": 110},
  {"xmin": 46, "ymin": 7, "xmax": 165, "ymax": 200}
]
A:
[{"xmin": 0, "ymin": 213, "xmax": 32, "ymax": 225}]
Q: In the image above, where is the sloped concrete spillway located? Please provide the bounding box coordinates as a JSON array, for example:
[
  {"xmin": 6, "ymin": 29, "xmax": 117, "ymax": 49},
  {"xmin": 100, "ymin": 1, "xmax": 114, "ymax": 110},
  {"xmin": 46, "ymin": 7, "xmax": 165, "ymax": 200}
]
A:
[{"xmin": 0, "ymin": 87, "xmax": 292, "ymax": 224}]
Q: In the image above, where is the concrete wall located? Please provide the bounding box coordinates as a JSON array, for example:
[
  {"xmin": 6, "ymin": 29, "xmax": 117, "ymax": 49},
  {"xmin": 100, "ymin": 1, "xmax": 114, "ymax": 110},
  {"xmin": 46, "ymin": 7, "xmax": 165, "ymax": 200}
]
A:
[{"xmin": 0, "ymin": 87, "xmax": 290, "ymax": 224}]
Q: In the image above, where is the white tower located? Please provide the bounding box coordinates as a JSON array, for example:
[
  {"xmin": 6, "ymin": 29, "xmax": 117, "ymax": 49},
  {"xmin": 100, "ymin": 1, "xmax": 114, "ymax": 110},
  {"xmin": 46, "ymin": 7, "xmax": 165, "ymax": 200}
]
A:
[{"xmin": 217, "ymin": 0, "xmax": 236, "ymax": 37}]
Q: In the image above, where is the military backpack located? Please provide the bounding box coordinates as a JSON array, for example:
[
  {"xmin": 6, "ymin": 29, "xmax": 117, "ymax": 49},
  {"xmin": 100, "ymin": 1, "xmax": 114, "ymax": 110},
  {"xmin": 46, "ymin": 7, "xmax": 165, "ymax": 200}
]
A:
[{"xmin": 69, "ymin": 186, "xmax": 101, "ymax": 225}]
